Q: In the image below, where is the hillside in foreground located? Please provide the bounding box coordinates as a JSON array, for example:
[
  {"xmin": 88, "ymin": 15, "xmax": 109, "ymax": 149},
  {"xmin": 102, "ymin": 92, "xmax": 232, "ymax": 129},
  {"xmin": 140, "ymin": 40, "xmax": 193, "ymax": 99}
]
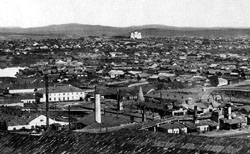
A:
[{"xmin": 0, "ymin": 129, "xmax": 250, "ymax": 154}]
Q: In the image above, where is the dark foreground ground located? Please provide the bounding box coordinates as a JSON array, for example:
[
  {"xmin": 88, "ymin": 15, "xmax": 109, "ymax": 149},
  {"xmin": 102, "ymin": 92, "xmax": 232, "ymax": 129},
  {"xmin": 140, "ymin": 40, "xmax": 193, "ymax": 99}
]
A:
[{"xmin": 1, "ymin": 129, "xmax": 250, "ymax": 154}]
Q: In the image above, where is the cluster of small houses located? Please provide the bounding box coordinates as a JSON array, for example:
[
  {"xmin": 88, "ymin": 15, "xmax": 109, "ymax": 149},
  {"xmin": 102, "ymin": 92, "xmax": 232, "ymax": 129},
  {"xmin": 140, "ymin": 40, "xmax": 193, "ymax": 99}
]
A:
[
  {"xmin": 0, "ymin": 84, "xmax": 92, "ymax": 132},
  {"xmin": 9, "ymin": 38, "xmax": 250, "ymax": 91},
  {"xmin": 2, "ymin": 36, "xmax": 250, "ymax": 135},
  {"xmin": 2, "ymin": 36, "xmax": 250, "ymax": 78},
  {"xmin": 0, "ymin": 80, "xmax": 249, "ymax": 135},
  {"xmin": 142, "ymin": 101, "xmax": 249, "ymax": 134}
]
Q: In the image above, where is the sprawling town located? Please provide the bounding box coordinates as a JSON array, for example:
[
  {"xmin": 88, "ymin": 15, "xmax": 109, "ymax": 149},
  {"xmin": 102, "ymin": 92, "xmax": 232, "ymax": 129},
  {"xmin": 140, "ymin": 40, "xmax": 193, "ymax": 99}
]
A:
[{"xmin": 2, "ymin": 31, "xmax": 250, "ymax": 152}]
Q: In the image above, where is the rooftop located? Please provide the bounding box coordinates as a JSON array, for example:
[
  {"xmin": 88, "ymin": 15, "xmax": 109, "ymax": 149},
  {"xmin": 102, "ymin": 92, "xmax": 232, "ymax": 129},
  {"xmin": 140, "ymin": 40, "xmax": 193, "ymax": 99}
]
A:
[{"xmin": 38, "ymin": 84, "xmax": 94, "ymax": 94}]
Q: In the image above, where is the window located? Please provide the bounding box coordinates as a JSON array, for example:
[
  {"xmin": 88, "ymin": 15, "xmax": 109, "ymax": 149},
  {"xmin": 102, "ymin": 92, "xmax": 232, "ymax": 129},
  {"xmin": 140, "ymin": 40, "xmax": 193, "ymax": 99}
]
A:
[{"xmin": 54, "ymin": 98, "xmax": 56, "ymax": 101}]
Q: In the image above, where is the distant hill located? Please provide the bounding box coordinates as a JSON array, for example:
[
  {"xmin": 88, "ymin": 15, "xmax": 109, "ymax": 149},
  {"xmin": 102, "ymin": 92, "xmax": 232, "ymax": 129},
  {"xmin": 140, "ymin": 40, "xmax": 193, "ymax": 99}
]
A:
[{"xmin": 1, "ymin": 23, "xmax": 250, "ymax": 39}]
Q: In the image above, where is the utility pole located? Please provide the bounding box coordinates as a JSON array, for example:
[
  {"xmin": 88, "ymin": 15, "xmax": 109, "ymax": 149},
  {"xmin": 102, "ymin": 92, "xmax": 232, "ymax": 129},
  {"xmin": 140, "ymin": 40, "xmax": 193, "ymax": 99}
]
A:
[
  {"xmin": 152, "ymin": 97, "xmax": 155, "ymax": 120},
  {"xmin": 117, "ymin": 89, "xmax": 120, "ymax": 111},
  {"xmin": 116, "ymin": 88, "xmax": 120, "ymax": 119},
  {"xmin": 34, "ymin": 90, "xmax": 38, "ymax": 112},
  {"xmin": 68, "ymin": 105, "xmax": 71, "ymax": 133},
  {"xmin": 44, "ymin": 74, "xmax": 49, "ymax": 130},
  {"xmin": 160, "ymin": 91, "xmax": 166, "ymax": 117},
  {"xmin": 230, "ymin": 91, "xmax": 232, "ymax": 103},
  {"xmin": 94, "ymin": 86, "xmax": 96, "ymax": 122},
  {"xmin": 160, "ymin": 91, "xmax": 162, "ymax": 107}
]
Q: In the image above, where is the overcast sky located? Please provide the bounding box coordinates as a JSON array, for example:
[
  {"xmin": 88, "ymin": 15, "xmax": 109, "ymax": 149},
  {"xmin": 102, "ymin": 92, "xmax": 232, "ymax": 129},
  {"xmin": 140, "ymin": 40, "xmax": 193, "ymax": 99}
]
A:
[{"xmin": 1, "ymin": 0, "xmax": 250, "ymax": 28}]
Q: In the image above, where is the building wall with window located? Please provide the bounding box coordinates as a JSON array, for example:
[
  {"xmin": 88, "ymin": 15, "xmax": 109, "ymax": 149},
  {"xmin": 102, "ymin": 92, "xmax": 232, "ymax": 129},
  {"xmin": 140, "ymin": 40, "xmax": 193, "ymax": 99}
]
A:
[
  {"xmin": 21, "ymin": 99, "xmax": 35, "ymax": 104},
  {"xmin": 158, "ymin": 123, "xmax": 188, "ymax": 134},
  {"xmin": 41, "ymin": 91, "xmax": 86, "ymax": 102},
  {"xmin": 39, "ymin": 85, "xmax": 93, "ymax": 103},
  {"xmin": 197, "ymin": 125, "xmax": 209, "ymax": 132},
  {"xmin": 8, "ymin": 115, "xmax": 68, "ymax": 131}
]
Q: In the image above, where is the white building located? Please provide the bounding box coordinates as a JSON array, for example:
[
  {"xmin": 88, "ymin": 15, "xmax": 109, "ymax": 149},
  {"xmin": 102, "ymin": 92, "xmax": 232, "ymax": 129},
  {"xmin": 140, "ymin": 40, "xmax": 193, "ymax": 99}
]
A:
[
  {"xmin": 109, "ymin": 52, "xmax": 124, "ymax": 58},
  {"xmin": 218, "ymin": 77, "xmax": 228, "ymax": 87},
  {"xmin": 108, "ymin": 70, "xmax": 125, "ymax": 78},
  {"xmin": 39, "ymin": 85, "xmax": 94, "ymax": 102},
  {"xmin": 130, "ymin": 31, "xmax": 142, "ymax": 39},
  {"xmin": 158, "ymin": 122, "xmax": 188, "ymax": 134},
  {"xmin": 9, "ymin": 88, "xmax": 36, "ymax": 94},
  {"xmin": 8, "ymin": 115, "xmax": 68, "ymax": 131},
  {"xmin": 19, "ymin": 94, "xmax": 36, "ymax": 104}
]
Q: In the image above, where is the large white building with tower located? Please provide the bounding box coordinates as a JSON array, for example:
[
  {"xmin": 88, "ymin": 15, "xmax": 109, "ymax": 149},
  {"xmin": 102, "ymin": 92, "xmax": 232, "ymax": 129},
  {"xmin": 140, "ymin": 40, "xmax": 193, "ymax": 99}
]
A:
[{"xmin": 130, "ymin": 31, "xmax": 142, "ymax": 39}]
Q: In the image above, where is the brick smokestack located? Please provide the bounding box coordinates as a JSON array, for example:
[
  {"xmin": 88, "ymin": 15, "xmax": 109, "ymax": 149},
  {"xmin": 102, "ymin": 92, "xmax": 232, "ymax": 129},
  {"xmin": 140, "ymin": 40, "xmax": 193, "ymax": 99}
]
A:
[
  {"xmin": 95, "ymin": 93, "xmax": 101, "ymax": 123},
  {"xmin": 228, "ymin": 105, "xmax": 232, "ymax": 120},
  {"xmin": 138, "ymin": 86, "xmax": 146, "ymax": 122},
  {"xmin": 119, "ymin": 102, "xmax": 123, "ymax": 111}
]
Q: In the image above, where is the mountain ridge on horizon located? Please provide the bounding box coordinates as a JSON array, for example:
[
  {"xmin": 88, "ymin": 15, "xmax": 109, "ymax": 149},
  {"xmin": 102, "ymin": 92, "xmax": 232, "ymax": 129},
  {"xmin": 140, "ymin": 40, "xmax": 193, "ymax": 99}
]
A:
[
  {"xmin": 1, "ymin": 23, "xmax": 250, "ymax": 29},
  {"xmin": 1, "ymin": 23, "xmax": 250, "ymax": 39},
  {"xmin": 107, "ymin": 23, "xmax": 250, "ymax": 29}
]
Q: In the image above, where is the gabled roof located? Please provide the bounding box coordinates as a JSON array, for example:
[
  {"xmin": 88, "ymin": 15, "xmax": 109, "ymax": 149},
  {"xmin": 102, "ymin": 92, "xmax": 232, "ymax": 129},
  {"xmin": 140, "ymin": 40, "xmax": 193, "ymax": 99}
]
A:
[
  {"xmin": 158, "ymin": 122, "xmax": 186, "ymax": 130},
  {"xmin": 29, "ymin": 115, "xmax": 68, "ymax": 126},
  {"xmin": 38, "ymin": 85, "xmax": 93, "ymax": 94},
  {"xmin": 221, "ymin": 117, "xmax": 245, "ymax": 124}
]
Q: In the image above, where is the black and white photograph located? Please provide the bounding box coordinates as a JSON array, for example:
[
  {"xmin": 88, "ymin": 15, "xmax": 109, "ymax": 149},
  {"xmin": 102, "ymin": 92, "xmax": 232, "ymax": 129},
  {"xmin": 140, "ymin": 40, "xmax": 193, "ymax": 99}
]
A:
[{"xmin": 1, "ymin": 0, "xmax": 250, "ymax": 153}]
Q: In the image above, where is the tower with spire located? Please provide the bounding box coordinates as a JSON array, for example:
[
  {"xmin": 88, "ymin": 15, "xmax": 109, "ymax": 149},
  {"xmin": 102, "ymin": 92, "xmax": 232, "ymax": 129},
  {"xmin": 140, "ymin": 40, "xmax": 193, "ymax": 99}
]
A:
[{"xmin": 138, "ymin": 86, "xmax": 145, "ymax": 103}]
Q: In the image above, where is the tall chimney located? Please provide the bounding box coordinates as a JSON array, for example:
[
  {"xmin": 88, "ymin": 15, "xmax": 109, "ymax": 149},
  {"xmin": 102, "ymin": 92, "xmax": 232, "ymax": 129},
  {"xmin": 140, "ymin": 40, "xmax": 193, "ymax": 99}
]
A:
[
  {"xmin": 228, "ymin": 105, "xmax": 232, "ymax": 120},
  {"xmin": 138, "ymin": 86, "xmax": 146, "ymax": 122},
  {"xmin": 119, "ymin": 102, "xmax": 123, "ymax": 111},
  {"xmin": 95, "ymin": 93, "xmax": 101, "ymax": 123}
]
